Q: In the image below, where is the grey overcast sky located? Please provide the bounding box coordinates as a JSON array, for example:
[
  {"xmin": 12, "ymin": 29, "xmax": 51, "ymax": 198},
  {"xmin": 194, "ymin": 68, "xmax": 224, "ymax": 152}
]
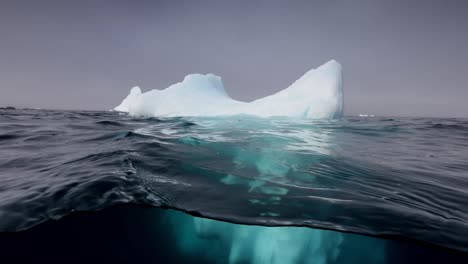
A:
[{"xmin": 0, "ymin": 0, "xmax": 467, "ymax": 117}]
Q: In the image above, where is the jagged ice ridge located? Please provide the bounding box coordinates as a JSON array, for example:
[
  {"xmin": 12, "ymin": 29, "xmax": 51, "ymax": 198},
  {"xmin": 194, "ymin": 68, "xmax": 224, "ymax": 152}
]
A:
[{"xmin": 115, "ymin": 60, "xmax": 343, "ymax": 119}]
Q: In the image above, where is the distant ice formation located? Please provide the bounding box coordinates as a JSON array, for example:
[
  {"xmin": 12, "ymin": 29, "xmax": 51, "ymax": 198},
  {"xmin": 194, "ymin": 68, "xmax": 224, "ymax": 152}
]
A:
[{"xmin": 115, "ymin": 60, "xmax": 343, "ymax": 119}]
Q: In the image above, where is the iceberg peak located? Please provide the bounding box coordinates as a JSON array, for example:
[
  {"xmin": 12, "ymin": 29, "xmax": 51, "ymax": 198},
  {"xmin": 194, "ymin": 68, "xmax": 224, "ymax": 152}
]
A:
[{"xmin": 114, "ymin": 60, "xmax": 343, "ymax": 119}]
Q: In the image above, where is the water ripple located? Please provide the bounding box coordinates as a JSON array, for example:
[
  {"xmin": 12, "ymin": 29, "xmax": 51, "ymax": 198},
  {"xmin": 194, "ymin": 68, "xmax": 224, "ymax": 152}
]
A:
[{"xmin": 0, "ymin": 109, "xmax": 467, "ymax": 253}]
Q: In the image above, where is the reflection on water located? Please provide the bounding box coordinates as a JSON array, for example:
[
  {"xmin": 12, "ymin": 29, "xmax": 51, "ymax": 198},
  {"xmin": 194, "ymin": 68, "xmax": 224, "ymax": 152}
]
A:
[
  {"xmin": 1, "ymin": 111, "xmax": 468, "ymax": 257},
  {"xmin": 153, "ymin": 117, "xmax": 366, "ymax": 264}
]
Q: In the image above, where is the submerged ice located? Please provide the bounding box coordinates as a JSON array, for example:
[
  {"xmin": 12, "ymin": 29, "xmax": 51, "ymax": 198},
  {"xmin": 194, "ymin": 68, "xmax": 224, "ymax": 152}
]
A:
[
  {"xmin": 166, "ymin": 210, "xmax": 386, "ymax": 264},
  {"xmin": 115, "ymin": 60, "xmax": 343, "ymax": 119}
]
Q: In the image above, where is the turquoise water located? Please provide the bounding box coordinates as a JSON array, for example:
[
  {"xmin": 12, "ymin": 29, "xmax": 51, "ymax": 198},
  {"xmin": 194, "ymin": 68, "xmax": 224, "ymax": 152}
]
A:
[
  {"xmin": 0, "ymin": 109, "xmax": 467, "ymax": 263},
  {"xmin": 165, "ymin": 209, "xmax": 386, "ymax": 264}
]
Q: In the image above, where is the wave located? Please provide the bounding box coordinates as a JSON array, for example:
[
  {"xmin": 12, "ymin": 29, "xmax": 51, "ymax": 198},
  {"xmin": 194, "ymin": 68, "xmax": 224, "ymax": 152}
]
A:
[{"xmin": 0, "ymin": 110, "xmax": 467, "ymax": 253}]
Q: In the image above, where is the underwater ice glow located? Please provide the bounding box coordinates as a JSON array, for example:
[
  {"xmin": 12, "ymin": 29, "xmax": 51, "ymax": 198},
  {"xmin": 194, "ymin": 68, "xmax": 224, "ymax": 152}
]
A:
[
  {"xmin": 115, "ymin": 60, "xmax": 343, "ymax": 119},
  {"xmin": 166, "ymin": 210, "xmax": 386, "ymax": 264}
]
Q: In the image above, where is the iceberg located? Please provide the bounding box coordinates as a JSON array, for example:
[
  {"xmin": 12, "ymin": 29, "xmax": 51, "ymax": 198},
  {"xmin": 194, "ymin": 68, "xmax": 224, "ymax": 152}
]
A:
[{"xmin": 115, "ymin": 60, "xmax": 343, "ymax": 119}]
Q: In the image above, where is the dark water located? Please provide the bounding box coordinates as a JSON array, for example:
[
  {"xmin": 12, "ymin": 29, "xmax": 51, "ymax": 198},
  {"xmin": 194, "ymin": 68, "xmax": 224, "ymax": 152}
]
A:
[
  {"xmin": 1, "ymin": 206, "xmax": 466, "ymax": 264},
  {"xmin": 0, "ymin": 109, "xmax": 467, "ymax": 263}
]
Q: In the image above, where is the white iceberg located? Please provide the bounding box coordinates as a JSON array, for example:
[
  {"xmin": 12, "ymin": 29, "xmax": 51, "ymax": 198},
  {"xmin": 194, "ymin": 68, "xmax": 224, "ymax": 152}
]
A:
[{"xmin": 115, "ymin": 60, "xmax": 343, "ymax": 119}]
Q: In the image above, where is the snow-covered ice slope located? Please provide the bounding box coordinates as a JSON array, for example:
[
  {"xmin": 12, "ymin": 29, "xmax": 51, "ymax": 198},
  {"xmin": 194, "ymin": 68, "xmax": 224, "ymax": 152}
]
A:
[{"xmin": 114, "ymin": 60, "xmax": 343, "ymax": 119}]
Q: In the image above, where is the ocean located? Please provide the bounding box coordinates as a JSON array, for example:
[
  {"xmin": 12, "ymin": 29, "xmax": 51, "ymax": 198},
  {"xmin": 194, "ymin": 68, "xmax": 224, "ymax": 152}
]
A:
[{"xmin": 0, "ymin": 108, "xmax": 467, "ymax": 263}]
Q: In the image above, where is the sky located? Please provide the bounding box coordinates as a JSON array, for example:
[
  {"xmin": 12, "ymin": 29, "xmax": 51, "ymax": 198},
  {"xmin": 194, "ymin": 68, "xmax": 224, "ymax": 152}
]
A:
[{"xmin": 0, "ymin": 0, "xmax": 467, "ymax": 117}]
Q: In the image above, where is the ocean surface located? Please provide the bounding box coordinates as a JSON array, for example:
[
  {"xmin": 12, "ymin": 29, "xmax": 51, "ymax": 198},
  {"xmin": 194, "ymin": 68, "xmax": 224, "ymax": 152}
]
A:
[{"xmin": 0, "ymin": 108, "xmax": 467, "ymax": 263}]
